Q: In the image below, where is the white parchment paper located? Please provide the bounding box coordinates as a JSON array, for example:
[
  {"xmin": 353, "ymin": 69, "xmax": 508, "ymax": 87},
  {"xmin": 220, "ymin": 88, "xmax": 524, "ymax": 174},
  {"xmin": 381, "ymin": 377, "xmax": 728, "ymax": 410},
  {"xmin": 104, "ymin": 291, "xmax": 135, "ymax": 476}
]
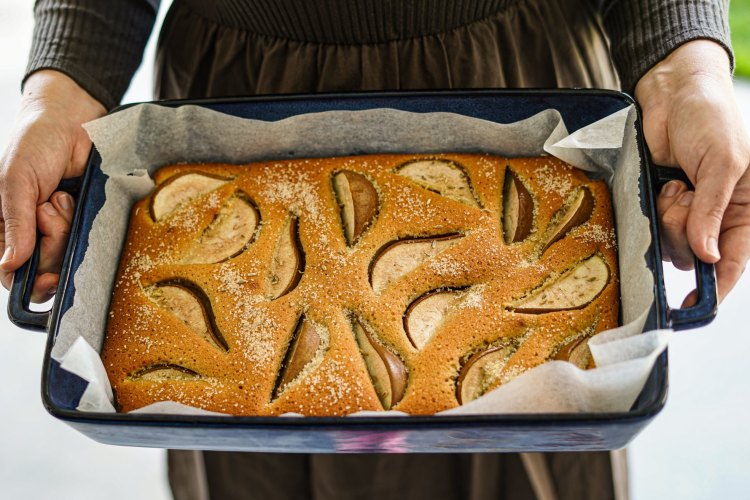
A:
[{"xmin": 54, "ymin": 103, "xmax": 669, "ymax": 416}]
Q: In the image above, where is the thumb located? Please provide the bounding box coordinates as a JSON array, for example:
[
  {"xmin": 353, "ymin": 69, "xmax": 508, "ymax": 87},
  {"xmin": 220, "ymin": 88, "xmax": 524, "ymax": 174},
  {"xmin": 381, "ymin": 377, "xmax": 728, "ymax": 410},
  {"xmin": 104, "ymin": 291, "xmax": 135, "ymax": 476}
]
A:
[
  {"xmin": 686, "ymin": 163, "xmax": 740, "ymax": 263},
  {"xmin": 0, "ymin": 171, "xmax": 39, "ymax": 273}
]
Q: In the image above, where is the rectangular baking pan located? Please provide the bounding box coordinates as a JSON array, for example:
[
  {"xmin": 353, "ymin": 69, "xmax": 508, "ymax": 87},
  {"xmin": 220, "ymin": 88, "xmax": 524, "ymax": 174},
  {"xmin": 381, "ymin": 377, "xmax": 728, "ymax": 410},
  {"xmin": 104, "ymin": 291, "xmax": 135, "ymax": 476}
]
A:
[{"xmin": 8, "ymin": 90, "xmax": 718, "ymax": 452}]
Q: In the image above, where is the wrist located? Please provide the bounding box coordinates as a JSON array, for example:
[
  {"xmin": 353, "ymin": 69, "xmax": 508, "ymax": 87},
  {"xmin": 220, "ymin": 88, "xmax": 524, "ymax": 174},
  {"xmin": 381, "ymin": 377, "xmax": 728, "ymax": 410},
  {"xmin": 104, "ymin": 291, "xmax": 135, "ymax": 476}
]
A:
[
  {"xmin": 21, "ymin": 70, "xmax": 106, "ymax": 122},
  {"xmin": 635, "ymin": 40, "xmax": 732, "ymax": 111}
]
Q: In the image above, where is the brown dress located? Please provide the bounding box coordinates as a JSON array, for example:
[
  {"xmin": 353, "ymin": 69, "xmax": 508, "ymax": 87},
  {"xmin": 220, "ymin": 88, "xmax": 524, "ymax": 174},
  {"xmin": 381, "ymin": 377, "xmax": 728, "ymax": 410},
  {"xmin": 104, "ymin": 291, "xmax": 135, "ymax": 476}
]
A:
[{"xmin": 155, "ymin": 1, "xmax": 623, "ymax": 499}]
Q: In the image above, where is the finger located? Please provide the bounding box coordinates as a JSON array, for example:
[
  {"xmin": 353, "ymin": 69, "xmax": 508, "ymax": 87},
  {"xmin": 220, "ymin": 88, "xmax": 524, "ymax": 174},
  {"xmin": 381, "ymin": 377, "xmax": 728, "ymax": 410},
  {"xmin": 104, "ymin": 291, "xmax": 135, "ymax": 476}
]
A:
[
  {"xmin": 656, "ymin": 180, "xmax": 687, "ymax": 262},
  {"xmin": 686, "ymin": 160, "xmax": 744, "ymax": 264},
  {"xmin": 0, "ymin": 171, "xmax": 39, "ymax": 273},
  {"xmin": 0, "ymin": 264, "xmax": 59, "ymax": 304},
  {"xmin": 0, "ymin": 268, "xmax": 11, "ymax": 290},
  {"xmin": 36, "ymin": 201, "xmax": 71, "ymax": 275},
  {"xmin": 660, "ymin": 191, "xmax": 696, "ymax": 270},
  {"xmin": 30, "ymin": 271, "xmax": 59, "ymax": 304},
  {"xmin": 714, "ymin": 215, "xmax": 750, "ymax": 302},
  {"xmin": 49, "ymin": 191, "xmax": 75, "ymax": 225},
  {"xmin": 681, "ymin": 289, "xmax": 698, "ymax": 308},
  {"xmin": 0, "ymin": 193, "xmax": 74, "ymax": 297},
  {"xmin": 716, "ymin": 255, "xmax": 747, "ymax": 303}
]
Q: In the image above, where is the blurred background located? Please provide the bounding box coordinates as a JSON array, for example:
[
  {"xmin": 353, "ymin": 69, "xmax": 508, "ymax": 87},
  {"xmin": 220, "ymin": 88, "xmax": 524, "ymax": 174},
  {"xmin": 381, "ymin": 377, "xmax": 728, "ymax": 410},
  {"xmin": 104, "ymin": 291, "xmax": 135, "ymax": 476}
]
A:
[{"xmin": 1, "ymin": 1, "xmax": 749, "ymax": 499}]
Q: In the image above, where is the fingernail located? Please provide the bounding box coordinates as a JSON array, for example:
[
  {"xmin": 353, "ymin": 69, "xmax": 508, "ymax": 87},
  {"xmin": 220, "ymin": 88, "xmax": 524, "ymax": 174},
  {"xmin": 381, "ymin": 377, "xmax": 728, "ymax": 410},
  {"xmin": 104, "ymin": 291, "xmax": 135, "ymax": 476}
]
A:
[
  {"xmin": 58, "ymin": 193, "xmax": 73, "ymax": 211},
  {"xmin": 662, "ymin": 181, "xmax": 681, "ymax": 197},
  {"xmin": 0, "ymin": 246, "xmax": 13, "ymax": 266},
  {"xmin": 47, "ymin": 287, "xmax": 57, "ymax": 296},
  {"xmin": 42, "ymin": 203, "xmax": 58, "ymax": 216},
  {"xmin": 678, "ymin": 191, "xmax": 694, "ymax": 207},
  {"xmin": 707, "ymin": 237, "xmax": 721, "ymax": 259}
]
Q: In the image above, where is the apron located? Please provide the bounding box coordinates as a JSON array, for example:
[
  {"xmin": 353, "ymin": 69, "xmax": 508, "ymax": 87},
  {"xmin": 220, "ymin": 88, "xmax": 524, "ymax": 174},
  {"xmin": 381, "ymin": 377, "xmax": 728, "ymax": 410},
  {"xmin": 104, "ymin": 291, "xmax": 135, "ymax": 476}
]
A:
[{"xmin": 154, "ymin": 1, "xmax": 624, "ymax": 498}]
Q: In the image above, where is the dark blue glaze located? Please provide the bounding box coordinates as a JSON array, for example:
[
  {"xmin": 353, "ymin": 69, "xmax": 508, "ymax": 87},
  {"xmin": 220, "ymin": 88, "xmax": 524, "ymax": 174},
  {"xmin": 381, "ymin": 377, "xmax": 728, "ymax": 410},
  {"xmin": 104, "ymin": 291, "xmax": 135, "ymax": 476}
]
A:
[{"xmin": 10, "ymin": 90, "xmax": 717, "ymax": 452}]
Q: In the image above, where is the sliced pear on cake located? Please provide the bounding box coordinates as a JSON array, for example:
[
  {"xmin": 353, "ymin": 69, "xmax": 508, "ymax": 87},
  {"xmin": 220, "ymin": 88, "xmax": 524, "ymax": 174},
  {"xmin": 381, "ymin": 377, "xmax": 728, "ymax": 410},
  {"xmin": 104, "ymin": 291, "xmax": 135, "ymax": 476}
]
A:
[
  {"xmin": 150, "ymin": 172, "xmax": 230, "ymax": 221},
  {"xmin": 456, "ymin": 342, "xmax": 517, "ymax": 404},
  {"xmin": 539, "ymin": 186, "xmax": 594, "ymax": 253},
  {"xmin": 553, "ymin": 334, "xmax": 594, "ymax": 369},
  {"xmin": 332, "ymin": 170, "xmax": 379, "ymax": 245},
  {"xmin": 369, "ymin": 234, "xmax": 462, "ymax": 294},
  {"xmin": 552, "ymin": 320, "xmax": 598, "ymax": 369},
  {"xmin": 266, "ymin": 216, "xmax": 305, "ymax": 300},
  {"xmin": 396, "ymin": 159, "xmax": 480, "ymax": 207},
  {"xmin": 146, "ymin": 280, "xmax": 228, "ymax": 352},
  {"xmin": 507, "ymin": 254, "xmax": 609, "ymax": 313},
  {"xmin": 502, "ymin": 169, "xmax": 534, "ymax": 244},
  {"xmin": 130, "ymin": 364, "xmax": 201, "ymax": 381},
  {"xmin": 352, "ymin": 318, "xmax": 408, "ymax": 410},
  {"xmin": 273, "ymin": 317, "xmax": 326, "ymax": 398},
  {"xmin": 181, "ymin": 193, "xmax": 259, "ymax": 264},
  {"xmin": 403, "ymin": 289, "xmax": 465, "ymax": 349}
]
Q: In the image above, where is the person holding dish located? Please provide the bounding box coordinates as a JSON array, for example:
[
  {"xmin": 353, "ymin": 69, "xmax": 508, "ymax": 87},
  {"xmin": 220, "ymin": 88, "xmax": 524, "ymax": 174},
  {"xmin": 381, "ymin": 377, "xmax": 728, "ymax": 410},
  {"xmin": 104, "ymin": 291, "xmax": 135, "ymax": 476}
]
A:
[{"xmin": 1, "ymin": 1, "xmax": 748, "ymax": 499}]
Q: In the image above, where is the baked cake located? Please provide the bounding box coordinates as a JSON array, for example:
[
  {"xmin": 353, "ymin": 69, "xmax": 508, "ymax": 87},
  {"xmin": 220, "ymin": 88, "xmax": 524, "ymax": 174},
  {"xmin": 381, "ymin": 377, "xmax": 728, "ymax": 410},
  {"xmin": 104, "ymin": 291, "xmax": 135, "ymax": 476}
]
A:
[{"xmin": 102, "ymin": 154, "xmax": 619, "ymax": 415}]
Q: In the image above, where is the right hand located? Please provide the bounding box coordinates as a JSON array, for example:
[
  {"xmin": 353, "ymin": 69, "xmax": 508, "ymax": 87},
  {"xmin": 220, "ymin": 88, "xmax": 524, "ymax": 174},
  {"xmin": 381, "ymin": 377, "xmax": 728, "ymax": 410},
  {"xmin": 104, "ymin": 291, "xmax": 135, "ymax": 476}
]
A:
[
  {"xmin": 0, "ymin": 70, "xmax": 106, "ymax": 302},
  {"xmin": 637, "ymin": 41, "xmax": 750, "ymax": 305}
]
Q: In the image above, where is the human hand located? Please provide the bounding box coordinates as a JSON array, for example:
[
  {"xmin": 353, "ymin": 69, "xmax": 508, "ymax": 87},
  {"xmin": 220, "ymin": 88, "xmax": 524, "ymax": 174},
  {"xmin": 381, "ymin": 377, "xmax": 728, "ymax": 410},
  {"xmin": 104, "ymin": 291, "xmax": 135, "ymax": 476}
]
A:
[
  {"xmin": 0, "ymin": 70, "xmax": 106, "ymax": 302},
  {"xmin": 636, "ymin": 40, "xmax": 750, "ymax": 305}
]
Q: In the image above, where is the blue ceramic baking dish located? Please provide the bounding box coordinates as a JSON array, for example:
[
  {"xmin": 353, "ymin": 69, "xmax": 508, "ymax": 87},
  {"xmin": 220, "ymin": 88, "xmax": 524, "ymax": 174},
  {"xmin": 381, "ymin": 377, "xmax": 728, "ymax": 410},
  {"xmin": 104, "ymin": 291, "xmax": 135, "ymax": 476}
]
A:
[{"xmin": 8, "ymin": 90, "xmax": 717, "ymax": 452}]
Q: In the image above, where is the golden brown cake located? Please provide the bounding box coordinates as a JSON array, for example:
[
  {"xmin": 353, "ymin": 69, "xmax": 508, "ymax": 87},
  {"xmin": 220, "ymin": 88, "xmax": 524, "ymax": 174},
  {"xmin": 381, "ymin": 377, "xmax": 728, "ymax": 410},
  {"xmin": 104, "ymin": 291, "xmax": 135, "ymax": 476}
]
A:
[{"xmin": 102, "ymin": 154, "xmax": 619, "ymax": 415}]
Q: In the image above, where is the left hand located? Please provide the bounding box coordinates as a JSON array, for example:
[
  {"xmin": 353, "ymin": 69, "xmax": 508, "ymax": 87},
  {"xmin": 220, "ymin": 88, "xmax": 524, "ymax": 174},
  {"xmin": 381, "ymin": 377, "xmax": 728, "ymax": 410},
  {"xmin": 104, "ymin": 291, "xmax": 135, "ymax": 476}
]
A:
[{"xmin": 636, "ymin": 40, "xmax": 750, "ymax": 305}]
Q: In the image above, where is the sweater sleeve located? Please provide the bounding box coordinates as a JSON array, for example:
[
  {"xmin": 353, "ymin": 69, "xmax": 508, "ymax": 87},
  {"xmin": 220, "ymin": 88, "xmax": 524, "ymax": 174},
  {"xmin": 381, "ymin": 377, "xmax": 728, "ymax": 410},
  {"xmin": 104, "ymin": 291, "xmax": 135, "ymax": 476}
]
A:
[
  {"xmin": 24, "ymin": 0, "xmax": 161, "ymax": 110},
  {"xmin": 600, "ymin": 0, "xmax": 732, "ymax": 95}
]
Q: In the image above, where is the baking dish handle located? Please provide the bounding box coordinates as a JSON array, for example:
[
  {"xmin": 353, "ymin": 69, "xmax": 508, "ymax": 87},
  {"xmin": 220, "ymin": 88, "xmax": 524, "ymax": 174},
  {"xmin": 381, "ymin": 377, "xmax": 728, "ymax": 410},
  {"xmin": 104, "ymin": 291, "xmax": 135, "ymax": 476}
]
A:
[
  {"xmin": 8, "ymin": 232, "xmax": 49, "ymax": 332},
  {"xmin": 669, "ymin": 260, "xmax": 717, "ymax": 330},
  {"xmin": 653, "ymin": 166, "xmax": 718, "ymax": 330},
  {"xmin": 7, "ymin": 177, "xmax": 82, "ymax": 333}
]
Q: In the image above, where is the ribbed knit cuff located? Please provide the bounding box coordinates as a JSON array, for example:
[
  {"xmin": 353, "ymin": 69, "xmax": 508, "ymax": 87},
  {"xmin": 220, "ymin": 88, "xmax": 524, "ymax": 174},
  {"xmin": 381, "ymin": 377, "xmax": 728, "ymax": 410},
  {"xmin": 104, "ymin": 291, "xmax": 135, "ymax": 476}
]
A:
[
  {"xmin": 24, "ymin": 0, "xmax": 159, "ymax": 110},
  {"xmin": 603, "ymin": 0, "xmax": 733, "ymax": 95}
]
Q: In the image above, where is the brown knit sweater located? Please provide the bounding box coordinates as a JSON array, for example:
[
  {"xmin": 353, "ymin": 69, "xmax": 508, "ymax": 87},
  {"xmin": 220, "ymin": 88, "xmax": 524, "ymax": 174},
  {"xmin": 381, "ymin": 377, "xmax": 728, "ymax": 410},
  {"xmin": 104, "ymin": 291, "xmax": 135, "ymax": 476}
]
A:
[{"xmin": 24, "ymin": 0, "xmax": 732, "ymax": 110}]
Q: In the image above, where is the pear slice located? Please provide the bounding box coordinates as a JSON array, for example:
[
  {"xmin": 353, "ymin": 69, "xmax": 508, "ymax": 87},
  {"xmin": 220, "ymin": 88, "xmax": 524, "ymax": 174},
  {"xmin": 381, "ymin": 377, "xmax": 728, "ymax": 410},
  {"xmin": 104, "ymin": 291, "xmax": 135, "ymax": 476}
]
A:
[
  {"xmin": 396, "ymin": 159, "xmax": 479, "ymax": 207},
  {"xmin": 507, "ymin": 254, "xmax": 609, "ymax": 313},
  {"xmin": 353, "ymin": 319, "xmax": 408, "ymax": 409},
  {"xmin": 403, "ymin": 289, "xmax": 464, "ymax": 349},
  {"xmin": 540, "ymin": 186, "xmax": 594, "ymax": 252},
  {"xmin": 553, "ymin": 334, "xmax": 594, "ymax": 369},
  {"xmin": 182, "ymin": 194, "xmax": 259, "ymax": 264},
  {"xmin": 502, "ymin": 169, "xmax": 534, "ymax": 244},
  {"xmin": 150, "ymin": 173, "xmax": 229, "ymax": 221},
  {"xmin": 332, "ymin": 171, "xmax": 379, "ymax": 245},
  {"xmin": 369, "ymin": 234, "xmax": 462, "ymax": 294},
  {"xmin": 273, "ymin": 317, "xmax": 324, "ymax": 397},
  {"xmin": 146, "ymin": 281, "xmax": 228, "ymax": 351},
  {"xmin": 456, "ymin": 342, "xmax": 517, "ymax": 404},
  {"xmin": 130, "ymin": 364, "xmax": 201, "ymax": 381},
  {"xmin": 553, "ymin": 322, "xmax": 598, "ymax": 368},
  {"xmin": 266, "ymin": 216, "xmax": 305, "ymax": 300}
]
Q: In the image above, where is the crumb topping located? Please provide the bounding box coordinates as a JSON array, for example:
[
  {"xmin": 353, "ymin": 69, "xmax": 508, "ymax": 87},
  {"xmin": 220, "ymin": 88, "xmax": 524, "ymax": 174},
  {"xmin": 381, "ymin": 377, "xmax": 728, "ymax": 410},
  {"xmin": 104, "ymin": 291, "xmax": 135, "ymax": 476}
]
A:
[
  {"xmin": 534, "ymin": 163, "xmax": 574, "ymax": 195},
  {"xmin": 459, "ymin": 285, "xmax": 485, "ymax": 309},
  {"xmin": 577, "ymin": 222, "xmax": 616, "ymax": 249}
]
